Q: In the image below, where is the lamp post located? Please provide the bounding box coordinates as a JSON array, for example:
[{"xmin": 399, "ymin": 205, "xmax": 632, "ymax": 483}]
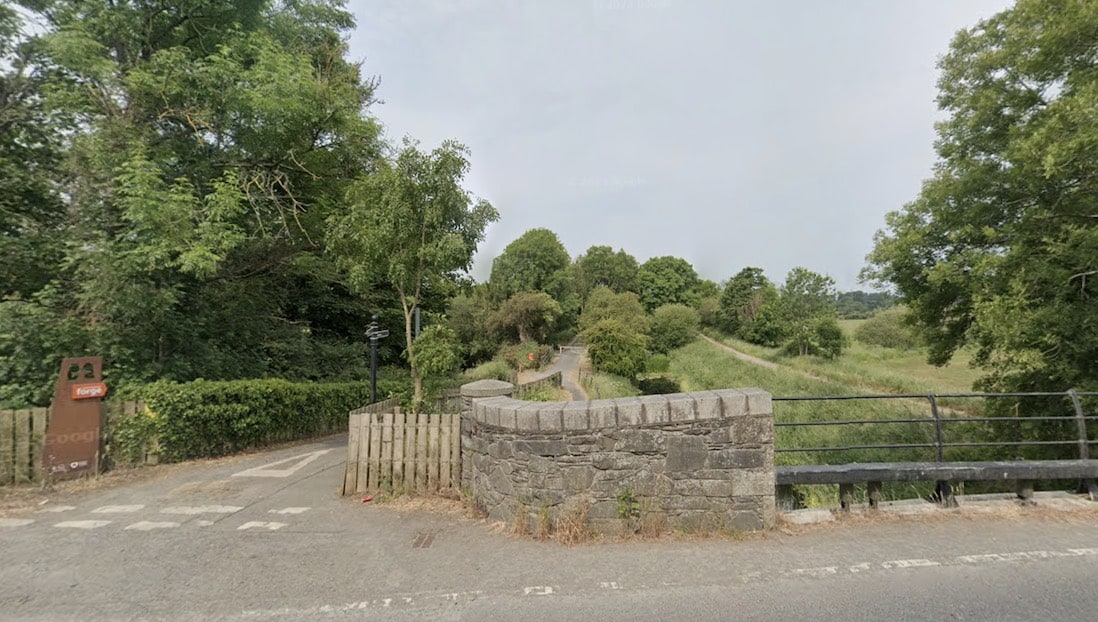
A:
[{"xmin": 365, "ymin": 315, "xmax": 389, "ymax": 404}]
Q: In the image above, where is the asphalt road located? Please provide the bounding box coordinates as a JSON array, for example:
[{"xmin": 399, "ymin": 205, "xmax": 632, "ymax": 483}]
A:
[{"xmin": 2, "ymin": 436, "xmax": 1097, "ymax": 621}]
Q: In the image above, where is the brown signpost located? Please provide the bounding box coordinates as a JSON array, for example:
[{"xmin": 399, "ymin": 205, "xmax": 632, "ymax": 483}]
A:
[{"xmin": 43, "ymin": 357, "xmax": 107, "ymax": 479}]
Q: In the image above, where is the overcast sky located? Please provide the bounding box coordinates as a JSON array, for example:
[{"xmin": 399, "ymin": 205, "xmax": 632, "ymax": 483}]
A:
[{"xmin": 345, "ymin": 0, "xmax": 1013, "ymax": 291}]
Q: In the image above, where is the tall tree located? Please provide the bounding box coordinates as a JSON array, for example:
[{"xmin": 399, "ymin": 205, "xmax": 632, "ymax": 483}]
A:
[
  {"xmin": 636, "ymin": 256, "xmax": 699, "ymax": 312},
  {"xmin": 573, "ymin": 245, "xmax": 638, "ymax": 301},
  {"xmin": 718, "ymin": 267, "xmax": 772, "ymax": 336},
  {"xmin": 864, "ymin": 0, "xmax": 1098, "ymax": 391},
  {"xmin": 780, "ymin": 267, "xmax": 839, "ymax": 356},
  {"xmin": 1, "ymin": 0, "xmax": 387, "ymax": 406},
  {"xmin": 488, "ymin": 228, "xmax": 572, "ymax": 302},
  {"xmin": 330, "ymin": 139, "xmax": 498, "ymax": 409},
  {"xmin": 489, "ymin": 292, "xmax": 562, "ymax": 344}
]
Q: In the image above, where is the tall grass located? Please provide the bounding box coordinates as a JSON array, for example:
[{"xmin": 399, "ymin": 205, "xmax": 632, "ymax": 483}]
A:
[
  {"xmin": 669, "ymin": 340, "xmax": 939, "ymax": 466},
  {"xmin": 581, "ymin": 371, "xmax": 639, "ymax": 400},
  {"xmin": 701, "ymin": 327, "xmax": 982, "ymax": 395}
]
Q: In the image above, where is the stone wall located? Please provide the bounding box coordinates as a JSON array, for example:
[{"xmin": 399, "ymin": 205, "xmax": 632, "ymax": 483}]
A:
[{"xmin": 460, "ymin": 381, "xmax": 775, "ymax": 533}]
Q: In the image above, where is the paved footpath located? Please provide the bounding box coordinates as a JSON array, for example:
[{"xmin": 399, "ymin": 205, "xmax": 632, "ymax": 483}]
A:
[{"xmin": 2, "ymin": 436, "xmax": 1098, "ymax": 621}]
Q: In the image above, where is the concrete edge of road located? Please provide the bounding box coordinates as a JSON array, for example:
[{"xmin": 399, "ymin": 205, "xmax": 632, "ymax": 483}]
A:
[{"xmin": 780, "ymin": 490, "xmax": 1098, "ymax": 526}]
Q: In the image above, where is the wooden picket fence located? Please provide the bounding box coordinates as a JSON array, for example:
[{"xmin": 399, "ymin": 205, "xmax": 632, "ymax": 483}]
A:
[
  {"xmin": 343, "ymin": 409, "xmax": 461, "ymax": 496},
  {"xmin": 0, "ymin": 408, "xmax": 49, "ymax": 484}
]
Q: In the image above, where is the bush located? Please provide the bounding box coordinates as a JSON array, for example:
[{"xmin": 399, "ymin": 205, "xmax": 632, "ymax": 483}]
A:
[
  {"xmin": 462, "ymin": 359, "xmax": 513, "ymax": 382},
  {"xmin": 649, "ymin": 304, "xmax": 699, "ymax": 354},
  {"xmin": 113, "ymin": 378, "xmax": 406, "ymax": 463},
  {"xmin": 499, "ymin": 342, "xmax": 552, "ymax": 370},
  {"xmin": 854, "ymin": 306, "xmax": 921, "ymax": 349},
  {"xmin": 782, "ymin": 317, "xmax": 848, "ymax": 359},
  {"xmin": 583, "ymin": 318, "xmax": 649, "ymax": 380}
]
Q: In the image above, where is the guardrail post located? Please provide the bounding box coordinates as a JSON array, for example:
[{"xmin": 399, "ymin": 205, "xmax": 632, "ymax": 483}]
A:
[
  {"xmin": 1067, "ymin": 389, "xmax": 1098, "ymax": 499},
  {"xmin": 867, "ymin": 481, "xmax": 882, "ymax": 509},
  {"xmin": 839, "ymin": 483, "xmax": 854, "ymax": 511},
  {"xmin": 927, "ymin": 394, "xmax": 957, "ymax": 507}
]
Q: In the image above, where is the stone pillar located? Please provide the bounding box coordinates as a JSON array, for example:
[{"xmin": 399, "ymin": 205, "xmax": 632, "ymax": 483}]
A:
[{"xmin": 459, "ymin": 379, "xmax": 514, "ymax": 492}]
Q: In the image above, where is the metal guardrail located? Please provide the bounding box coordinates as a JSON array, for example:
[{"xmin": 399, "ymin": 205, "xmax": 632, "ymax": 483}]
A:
[
  {"xmin": 773, "ymin": 390, "xmax": 1098, "ymax": 507},
  {"xmin": 773, "ymin": 390, "xmax": 1097, "ymax": 462}
]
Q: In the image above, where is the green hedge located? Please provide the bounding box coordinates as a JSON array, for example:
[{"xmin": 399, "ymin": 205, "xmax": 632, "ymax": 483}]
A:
[{"xmin": 113, "ymin": 379, "xmax": 405, "ymax": 463}]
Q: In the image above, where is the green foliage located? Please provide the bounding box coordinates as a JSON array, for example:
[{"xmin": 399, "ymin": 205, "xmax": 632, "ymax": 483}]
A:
[
  {"xmin": 583, "ymin": 319, "xmax": 649, "ymax": 380},
  {"xmin": 461, "ymin": 359, "xmax": 513, "ymax": 382},
  {"xmin": 410, "ymin": 325, "xmax": 461, "ymax": 378},
  {"xmin": 330, "ymin": 139, "xmax": 498, "ymax": 408},
  {"xmin": 783, "ymin": 317, "xmax": 848, "ymax": 359},
  {"xmin": 489, "ymin": 292, "xmax": 562, "ymax": 344},
  {"xmin": 616, "ymin": 487, "xmax": 640, "ymax": 520},
  {"xmin": 579, "ymin": 286, "xmax": 648, "ymax": 333},
  {"xmin": 581, "ymin": 371, "xmax": 640, "ymax": 399},
  {"xmin": 499, "ymin": 342, "xmax": 552, "ymax": 371},
  {"xmin": 854, "ymin": 307, "xmax": 922, "ymax": 350},
  {"xmin": 646, "ymin": 353, "xmax": 670, "ymax": 373},
  {"xmin": 864, "ymin": 0, "xmax": 1098, "ymax": 393},
  {"xmin": 113, "ymin": 379, "xmax": 405, "ymax": 463},
  {"xmin": 739, "ymin": 288, "xmax": 787, "ymax": 347},
  {"xmin": 780, "ymin": 267, "xmax": 839, "ymax": 357},
  {"xmin": 718, "ymin": 267, "xmax": 779, "ymax": 340},
  {"xmin": 636, "ymin": 256, "xmax": 699, "ymax": 312},
  {"xmin": 1, "ymin": 0, "xmax": 395, "ymax": 399},
  {"xmin": 649, "ymin": 304, "xmax": 700, "ymax": 354},
  {"xmin": 447, "ymin": 289, "xmax": 497, "ymax": 366},
  {"xmin": 489, "ymin": 228, "xmax": 572, "ymax": 302},
  {"xmin": 835, "ymin": 291, "xmax": 896, "ymax": 319},
  {"xmin": 573, "ymin": 245, "xmax": 638, "ymax": 300}
]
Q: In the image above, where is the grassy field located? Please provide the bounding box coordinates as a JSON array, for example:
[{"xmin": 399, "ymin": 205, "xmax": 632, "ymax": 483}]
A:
[{"xmin": 703, "ymin": 323, "xmax": 983, "ymax": 395}]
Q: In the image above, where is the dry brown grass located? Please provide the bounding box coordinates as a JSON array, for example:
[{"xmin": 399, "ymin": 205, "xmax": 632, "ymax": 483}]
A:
[
  {"xmin": 554, "ymin": 498, "xmax": 591, "ymax": 545},
  {"xmin": 511, "ymin": 502, "xmax": 530, "ymax": 536}
]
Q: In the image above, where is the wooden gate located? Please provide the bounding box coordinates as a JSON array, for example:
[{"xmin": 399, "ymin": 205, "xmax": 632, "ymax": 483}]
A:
[{"xmin": 343, "ymin": 409, "xmax": 461, "ymax": 496}]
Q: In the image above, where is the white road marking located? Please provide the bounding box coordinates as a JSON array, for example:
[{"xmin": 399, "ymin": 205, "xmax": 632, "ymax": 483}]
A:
[
  {"xmin": 36, "ymin": 505, "xmax": 76, "ymax": 513},
  {"xmin": 160, "ymin": 505, "xmax": 243, "ymax": 515},
  {"xmin": 523, "ymin": 586, "xmax": 555, "ymax": 596},
  {"xmin": 881, "ymin": 559, "xmax": 939, "ymax": 569},
  {"xmin": 598, "ymin": 582, "xmax": 622, "ymax": 590},
  {"xmin": 231, "ymin": 449, "xmax": 333, "ymax": 479},
  {"xmin": 194, "ymin": 520, "xmax": 215, "ymax": 527},
  {"xmin": 92, "ymin": 505, "xmax": 145, "ymax": 514},
  {"xmin": 238, "ymin": 521, "xmax": 287, "ymax": 531},
  {"xmin": 789, "ymin": 548, "xmax": 1098, "ymax": 582},
  {"xmin": 55, "ymin": 520, "xmax": 111, "ymax": 529},
  {"xmin": 0, "ymin": 518, "xmax": 35, "ymax": 527},
  {"xmin": 269, "ymin": 507, "xmax": 310, "ymax": 515},
  {"xmin": 125, "ymin": 521, "xmax": 180, "ymax": 531},
  {"xmin": 241, "ymin": 591, "xmax": 482, "ymax": 617},
  {"xmin": 790, "ymin": 566, "xmax": 838, "ymax": 578}
]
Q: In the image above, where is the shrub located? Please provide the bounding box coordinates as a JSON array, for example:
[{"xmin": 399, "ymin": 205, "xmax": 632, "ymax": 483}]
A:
[
  {"xmin": 461, "ymin": 359, "xmax": 513, "ymax": 382},
  {"xmin": 113, "ymin": 378, "xmax": 406, "ymax": 463},
  {"xmin": 499, "ymin": 342, "xmax": 552, "ymax": 371},
  {"xmin": 854, "ymin": 306, "xmax": 921, "ymax": 349},
  {"xmin": 649, "ymin": 304, "xmax": 699, "ymax": 354},
  {"xmin": 782, "ymin": 317, "xmax": 848, "ymax": 359},
  {"xmin": 583, "ymin": 318, "xmax": 649, "ymax": 380}
]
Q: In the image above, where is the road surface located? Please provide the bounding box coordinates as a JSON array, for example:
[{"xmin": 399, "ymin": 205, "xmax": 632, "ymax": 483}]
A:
[{"xmin": 2, "ymin": 436, "xmax": 1096, "ymax": 621}]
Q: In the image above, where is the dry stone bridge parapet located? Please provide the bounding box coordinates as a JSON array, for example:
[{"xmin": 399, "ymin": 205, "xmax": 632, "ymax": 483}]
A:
[{"xmin": 459, "ymin": 380, "xmax": 775, "ymax": 533}]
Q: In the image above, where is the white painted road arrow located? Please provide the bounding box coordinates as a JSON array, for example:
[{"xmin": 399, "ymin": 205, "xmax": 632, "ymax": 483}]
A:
[{"xmin": 231, "ymin": 449, "xmax": 333, "ymax": 479}]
